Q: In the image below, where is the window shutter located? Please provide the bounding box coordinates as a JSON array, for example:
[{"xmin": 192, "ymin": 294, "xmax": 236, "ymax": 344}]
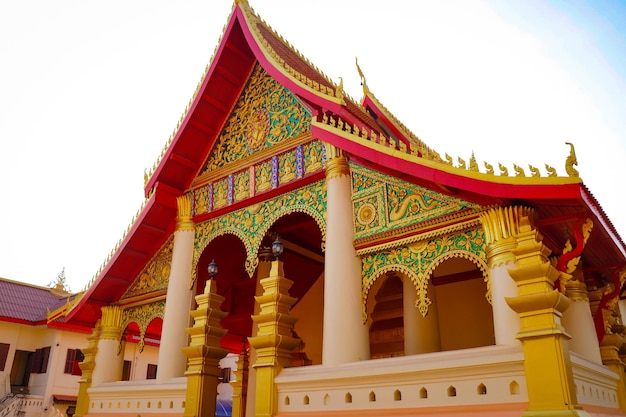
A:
[
  {"xmin": 64, "ymin": 349, "xmax": 76, "ymax": 374},
  {"xmin": 40, "ymin": 346, "xmax": 51, "ymax": 373},
  {"xmin": 0, "ymin": 343, "xmax": 9, "ymax": 371},
  {"xmin": 30, "ymin": 349, "xmax": 42, "ymax": 373}
]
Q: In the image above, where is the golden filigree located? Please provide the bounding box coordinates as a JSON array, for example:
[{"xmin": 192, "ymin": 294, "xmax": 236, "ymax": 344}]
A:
[
  {"xmin": 192, "ymin": 181, "xmax": 327, "ymax": 283},
  {"xmin": 120, "ymin": 301, "xmax": 166, "ymax": 353},
  {"xmin": 123, "ymin": 238, "xmax": 174, "ymax": 299},
  {"xmin": 202, "ymin": 64, "xmax": 311, "ymax": 173}
]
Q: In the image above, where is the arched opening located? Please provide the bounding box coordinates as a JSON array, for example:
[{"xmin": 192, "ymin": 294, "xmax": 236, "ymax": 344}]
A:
[
  {"xmin": 369, "ymin": 273, "xmax": 404, "ymax": 358},
  {"xmin": 366, "ymin": 256, "xmax": 492, "ymax": 358},
  {"xmin": 432, "ymin": 258, "xmax": 494, "ymax": 350}
]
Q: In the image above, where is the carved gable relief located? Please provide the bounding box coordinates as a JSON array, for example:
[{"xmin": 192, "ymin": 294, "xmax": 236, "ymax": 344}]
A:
[
  {"xmin": 351, "ymin": 164, "xmax": 483, "ymax": 241},
  {"xmin": 200, "ymin": 63, "xmax": 311, "ymax": 175},
  {"xmin": 121, "ymin": 237, "xmax": 174, "ymax": 300}
]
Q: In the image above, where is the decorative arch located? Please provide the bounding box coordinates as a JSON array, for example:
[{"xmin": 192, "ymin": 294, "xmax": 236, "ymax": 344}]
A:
[
  {"xmin": 120, "ymin": 300, "xmax": 165, "ymax": 353},
  {"xmin": 193, "ymin": 181, "xmax": 327, "ymax": 284},
  {"xmin": 361, "ymin": 227, "xmax": 487, "ymax": 322}
]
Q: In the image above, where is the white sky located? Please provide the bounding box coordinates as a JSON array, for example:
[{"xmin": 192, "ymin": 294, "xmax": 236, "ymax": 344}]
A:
[{"xmin": 1, "ymin": 1, "xmax": 625, "ymax": 292}]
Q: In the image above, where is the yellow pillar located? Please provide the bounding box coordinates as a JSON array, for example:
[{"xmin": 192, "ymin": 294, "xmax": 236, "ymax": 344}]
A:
[
  {"xmin": 479, "ymin": 207, "xmax": 521, "ymax": 346},
  {"xmin": 403, "ymin": 278, "xmax": 440, "ymax": 354},
  {"xmin": 74, "ymin": 323, "xmax": 100, "ymax": 417},
  {"xmin": 91, "ymin": 306, "xmax": 123, "ymax": 386},
  {"xmin": 248, "ymin": 260, "xmax": 300, "ymax": 417},
  {"xmin": 322, "ymin": 144, "xmax": 369, "ymax": 365},
  {"xmin": 502, "ymin": 207, "xmax": 588, "ymax": 416},
  {"xmin": 182, "ymin": 279, "xmax": 228, "ymax": 417},
  {"xmin": 230, "ymin": 344, "xmax": 249, "ymax": 417},
  {"xmin": 158, "ymin": 194, "xmax": 196, "ymax": 382}
]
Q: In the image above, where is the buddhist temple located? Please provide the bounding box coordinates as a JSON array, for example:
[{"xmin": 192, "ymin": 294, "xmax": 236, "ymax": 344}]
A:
[{"xmin": 40, "ymin": 1, "xmax": 626, "ymax": 416}]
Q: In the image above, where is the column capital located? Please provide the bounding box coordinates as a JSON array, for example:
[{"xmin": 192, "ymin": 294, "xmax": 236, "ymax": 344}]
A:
[
  {"xmin": 176, "ymin": 194, "xmax": 195, "ymax": 231},
  {"xmin": 324, "ymin": 143, "xmax": 350, "ymax": 180},
  {"xmin": 479, "ymin": 206, "xmax": 535, "ymax": 267},
  {"xmin": 99, "ymin": 306, "xmax": 123, "ymax": 341}
]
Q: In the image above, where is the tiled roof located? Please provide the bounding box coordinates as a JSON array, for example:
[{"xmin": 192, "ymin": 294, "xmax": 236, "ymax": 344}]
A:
[{"xmin": 0, "ymin": 278, "xmax": 71, "ymax": 323}]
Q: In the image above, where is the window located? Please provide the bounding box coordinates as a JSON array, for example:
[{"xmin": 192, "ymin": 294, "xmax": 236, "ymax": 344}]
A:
[
  {"xmin": 0, "ymin": 343, "xmax": 9, "ymax": 371},
  {"xmin": 122, "ymin": 360, "xmax": 132, "ymax": 381},
  {"xmin": 64, "ymin": 349, "xmax": 84, "ymax": 375},
  {"xmin": 146, "ymin": 364, "xmax": 157, "ymax": 380},
  {"xmin": 30, "ymin": 346, "xmax": 51, "ymax": 374}
]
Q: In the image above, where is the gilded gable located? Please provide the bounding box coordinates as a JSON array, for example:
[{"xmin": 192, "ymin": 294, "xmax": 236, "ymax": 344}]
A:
[
  {"xmin": 200, "ymin": 63, "xmax": 311, "ymax": 175},
  {"xmin": 351, "ymin": 164, "xmax": 483, "ymax": 241},
  {"xmin": 121, "ymin": 237, "xmax": 174, "ymax": 300}
]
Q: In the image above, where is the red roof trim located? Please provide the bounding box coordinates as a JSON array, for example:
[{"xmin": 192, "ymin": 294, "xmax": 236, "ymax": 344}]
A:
[
  {"xmin": 312, "ymin": 124, "xmax": 583, "ymax": 200},
  {"xmin": 362, "ymin": 95, "xmax": 411, "ymax": 147},
  {"xmin": 581, "ymin": 186, "xmax": 626, "ymax": 258}
]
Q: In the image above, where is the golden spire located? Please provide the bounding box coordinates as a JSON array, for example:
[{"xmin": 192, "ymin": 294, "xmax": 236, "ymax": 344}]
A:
[{"xmin": 356, "ymin": 57, "xmax": 369, "ymax": 95}]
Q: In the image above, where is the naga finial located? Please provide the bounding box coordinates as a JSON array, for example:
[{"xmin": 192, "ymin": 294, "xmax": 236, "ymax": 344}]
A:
[
  {"xmin": 498, "ymin": 163, "xmax": 509, "ymax": 176},
  {"xmin": 545, "ymin": 164, "xmax": 557, "ymax": 177},
  {"xmin": 335, "ymin": 77, "xmax": 345, "ymax": 102},
  {"xmin": 355, "ymin": 57, "xmax": 369, "ymax": 95},
  {"xmin": 565, "ymin": 142, "xmax": 579, "ymax": 177},
  {"xmin": 469, "ymin": 152, "xmax": 479, "ymax": 172},
  {"xmin": 484, "ymin": 161, "xmax": 494, "ymax": 175}
]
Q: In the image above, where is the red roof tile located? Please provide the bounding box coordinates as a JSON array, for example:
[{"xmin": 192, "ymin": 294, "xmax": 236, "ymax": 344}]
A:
[{"xmin": 0, "ymin": 278, "xmax": 71, "ymax": 323}]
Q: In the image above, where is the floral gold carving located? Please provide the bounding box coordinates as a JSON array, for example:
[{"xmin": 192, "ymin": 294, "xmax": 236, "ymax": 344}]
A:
[
  {"xmin": 361, "ymin": 228, "xmax": 488, "ymax": 321},
  {"xmin": 122, "ymin": 238, "xmax": 174, "ymax": 299},
  {"xmin": 202, "ymin": 64, "xmax": 310, "ymax": 173},
  {"xmin": 120, "ymin": 301, "xmax": 165, "ymax": 353},
  {"xmin": 192, "ymin": 181, "xmax": 327, "ymax": 285}
]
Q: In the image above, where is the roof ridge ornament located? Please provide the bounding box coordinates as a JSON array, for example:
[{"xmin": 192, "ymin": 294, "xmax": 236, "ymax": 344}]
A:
[
  {"xmin": 355, "ymin": 57, "xmax": 369, "ymax": 95},
  {"xmin": 565, "ymin": 142, "xmax": 579, "ymax": 178}
]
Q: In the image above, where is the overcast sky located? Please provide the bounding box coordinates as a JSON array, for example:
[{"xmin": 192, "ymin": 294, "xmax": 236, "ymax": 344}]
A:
[{"xmin": 1, "ymin": 1, "xmax": 625, "ymax": 292}]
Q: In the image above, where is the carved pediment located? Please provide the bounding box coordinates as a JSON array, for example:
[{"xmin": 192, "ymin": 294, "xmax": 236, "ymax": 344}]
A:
[{"xmin": 199, "ymin": 63, "xmax": 311, "ymax": 176}]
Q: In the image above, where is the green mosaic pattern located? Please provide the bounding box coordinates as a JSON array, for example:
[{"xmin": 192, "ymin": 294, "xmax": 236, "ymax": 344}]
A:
[{"xmin": 361, "ymin": 228, "xmax": 489, "ymax": 321}]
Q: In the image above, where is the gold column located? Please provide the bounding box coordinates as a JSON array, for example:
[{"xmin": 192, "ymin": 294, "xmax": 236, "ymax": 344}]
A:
[
  {"xmin": 248, "ymin": 260, "xmax": 300, "ymax": 417},
  {"xmin": 504, "ymin": 209, "xmax": 587, "ymax": 416},
  {"xmin": 74, "ymin": 322, "xmax": 100, "ymax": 417},
  {"xmin": 230, "ymin": 344, "xmax": 249, "ymax": 417},
  {"xmin": 182, "ymin": 279, "xmax": 228, "ymax": 417}
]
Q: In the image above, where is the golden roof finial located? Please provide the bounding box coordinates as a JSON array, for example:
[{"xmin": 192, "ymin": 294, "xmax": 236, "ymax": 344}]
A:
[
  {"xmin": 355, "ymin": 57, "xmax": 369, "ymax": 95},
  {"xmin": 565, "ymin": 142, "xmax": 579, "ymax": 177}
]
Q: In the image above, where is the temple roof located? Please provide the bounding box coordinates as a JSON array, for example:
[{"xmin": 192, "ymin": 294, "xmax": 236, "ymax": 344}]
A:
[
  {"xmin": 58, "ymin": 0, "xmax": 626, "ymax": 329},
  {"xmin": 0, "ymin": 278, "xmax": 72, "ymax": 324}
]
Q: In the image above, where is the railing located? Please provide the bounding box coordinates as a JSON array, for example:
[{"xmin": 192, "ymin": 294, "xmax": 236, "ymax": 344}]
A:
[
  {"xmin": 276, "ymin": 345, "xmax": 529, "ymax": 414},
  {"xmin": 87, "ymin": 377, "xmax": 186, "ymax": 415}
]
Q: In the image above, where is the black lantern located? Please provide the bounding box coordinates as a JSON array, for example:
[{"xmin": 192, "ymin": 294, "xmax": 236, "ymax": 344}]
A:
[
  {"xmin": 207, "ymin": 259, "xmax": 218, "ymax": 279},
  {"xmin": 272, "ymin": 235, "xmax": 284, "ymax": 260}
]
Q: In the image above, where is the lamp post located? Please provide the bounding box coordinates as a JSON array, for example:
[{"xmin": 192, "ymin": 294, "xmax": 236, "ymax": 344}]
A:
[
  {"xmin": 272, "ymin": 236, "xmax": 283, "ymax": 261},
  {"xmin": 208, "ymin": 259, "xmax": 218, "ymax": 280}
]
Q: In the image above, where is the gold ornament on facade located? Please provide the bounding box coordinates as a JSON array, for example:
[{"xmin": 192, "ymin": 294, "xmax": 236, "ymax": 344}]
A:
[
  {"xmin": 246, "ymin": 108, "xmax": 270, "ymax": 151},
  {"xmin": 357, "ymin": 203, "xmax": 377, "ymax": 226},
  {"xmin": 123, "ymin": 237, "xmax": 173, "ymax": 299},
  {"xmin": 513, "ymin": 164, "xmax": 525, "ymax": 177},
  {"xmin": 529, "ymin": 165, "xmax": 540, "ymax": 177},
  {"xmin": 484, "ymin": 162, "xmax": 494, "ymax": 175},
  {"xmin": 176, "ymin": 194, "xmax": 195, "ymax": 231}
]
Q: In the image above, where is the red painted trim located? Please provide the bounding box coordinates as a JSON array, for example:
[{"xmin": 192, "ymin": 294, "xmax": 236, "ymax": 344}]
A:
[
  {"xmin": 0, "ymin": 316, "xmax": 38, "ymax": 325},
  {"xmin": 234, "ymin": 8, "xmax": 345, "ymax": 116},
  {"xmin": 312, "ymin": 124, "xmax": 584, "ymax": 200},
  {"xmin": 362, "ymin": 95, "xmax": 411, "ymax": 147}
]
